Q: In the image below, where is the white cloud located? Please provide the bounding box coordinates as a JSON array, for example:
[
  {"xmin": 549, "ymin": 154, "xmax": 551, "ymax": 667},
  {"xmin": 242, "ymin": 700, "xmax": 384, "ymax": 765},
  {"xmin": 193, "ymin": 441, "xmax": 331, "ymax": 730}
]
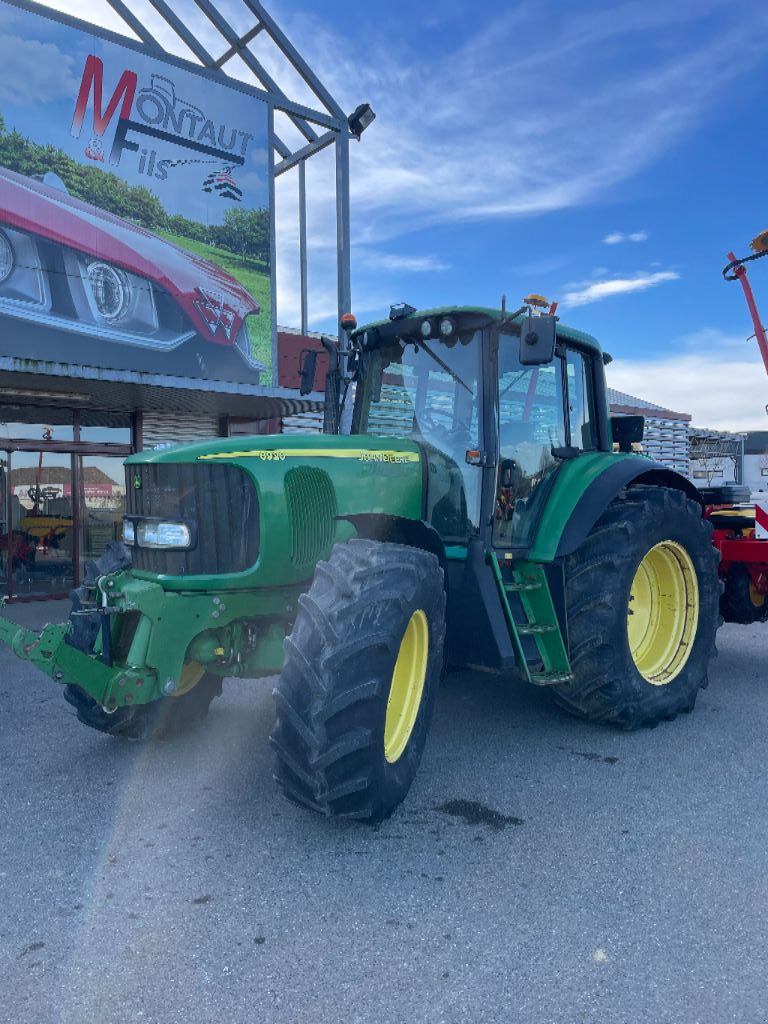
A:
[
  {"xmin": 0, "ymin": 35, "xmax": 79, "ymax": 106},
  {"xmin": 608, "ymin": 352, "xmax": 768, "ymax": 431},
  {"xmin": 678, "ymin": 327, "xmax": 754, "ymax": 351},
  {"xmin": 357, "ymin": 252, "xmax": 450, "ymax": 273},
  {"xmin": 604, "ymin": 231, "xmax": 649, "ymax": 244},
  {"xmin": 563, "ymin": 271, "xmax": 679, "ymax": 307}
]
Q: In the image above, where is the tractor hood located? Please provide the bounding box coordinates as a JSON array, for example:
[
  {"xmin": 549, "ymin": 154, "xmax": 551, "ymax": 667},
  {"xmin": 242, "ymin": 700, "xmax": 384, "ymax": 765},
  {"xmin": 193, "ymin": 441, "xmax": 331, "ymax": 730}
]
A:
[{"xmin": 124, "ymin": 434, "xmax": 426, "ymax": 591}]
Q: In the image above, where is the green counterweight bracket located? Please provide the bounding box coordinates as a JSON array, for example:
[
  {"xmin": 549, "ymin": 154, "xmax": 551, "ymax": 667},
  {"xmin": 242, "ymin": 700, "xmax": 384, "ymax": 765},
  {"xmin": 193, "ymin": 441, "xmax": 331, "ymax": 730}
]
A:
[
  {"xmin": 0, "ymin": 618, "xmax": 70, "ymax": 673},
  {"xmin": 487, "ymin": 554, "xmax": 573, "ymax": 686},
  {"xmin": 0, "ymin": 569, "xmax": 303, "ymax": 713},
  {"xmin": 0, "ymin": 616, "xmax": 158, "ymax": 711}
]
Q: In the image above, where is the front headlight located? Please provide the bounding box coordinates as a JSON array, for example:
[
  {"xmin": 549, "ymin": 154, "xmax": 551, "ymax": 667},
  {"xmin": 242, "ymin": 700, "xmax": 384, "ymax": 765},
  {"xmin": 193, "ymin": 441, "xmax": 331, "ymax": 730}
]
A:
[
  {"xmin": 64, "ymin": 249, "xmax": 159, "ymax": 335},
  {"xmin": 0, "ymin": 229, "xmax": 14, "ymax": 283},
  {"xmin": 0, "ymin": 227, "xmax": 194, "ymax": 349},
  {"xmin": 137, "ymin": 520, "xmax": 193, "ymax": 549},
  {"xmin": 86, "ymin": 261, "xmax": 131, "ymax": 322},
  {"xmin": 0, "ymin": 225, "xmax": 47, "ymax": 307}
]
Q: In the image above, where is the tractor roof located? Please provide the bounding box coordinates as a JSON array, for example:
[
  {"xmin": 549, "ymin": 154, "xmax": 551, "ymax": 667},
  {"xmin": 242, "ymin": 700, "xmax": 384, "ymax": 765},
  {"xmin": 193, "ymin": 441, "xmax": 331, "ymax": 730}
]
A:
[{"xmin": 353, "ymin": 305, "xmax": 603, "ymax": 355}]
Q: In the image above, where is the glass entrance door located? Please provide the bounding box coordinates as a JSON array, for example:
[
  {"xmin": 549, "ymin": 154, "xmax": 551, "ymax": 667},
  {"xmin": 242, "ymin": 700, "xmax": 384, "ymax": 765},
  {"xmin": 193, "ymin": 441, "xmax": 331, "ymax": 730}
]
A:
[
  {"xmin": 8, "ymin": 451, "xmax": 75, "ymax": 597},
  {"xmin": 77, "ymin": 455, "xmax": 127, "ymax": 576}
]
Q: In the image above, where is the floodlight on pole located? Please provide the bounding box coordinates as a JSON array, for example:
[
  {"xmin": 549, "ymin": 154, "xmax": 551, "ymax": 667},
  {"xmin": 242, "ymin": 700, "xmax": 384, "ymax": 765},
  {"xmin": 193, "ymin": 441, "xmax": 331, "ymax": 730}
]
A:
[{"xmin": 348, "ymin": 103, "xmax": 376, "ymax": 139}]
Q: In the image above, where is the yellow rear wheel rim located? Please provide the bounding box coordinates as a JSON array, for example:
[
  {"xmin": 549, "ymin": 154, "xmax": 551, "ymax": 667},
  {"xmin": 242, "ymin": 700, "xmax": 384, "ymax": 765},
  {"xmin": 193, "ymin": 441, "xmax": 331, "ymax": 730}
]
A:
[
  {"xmin": 384, "ymin": 610, "xmax": 429, "ymax": 763},
  {"xmin": 749, "ymin": 581, "xmax": 765, "ymax": 608},
  {"xmin": 627, "ymin": 540, "xmax": 699, "ymax": 685},
  {"xmin": 172, "ymin": 661, "xmax": 205, "ymax": 697}
]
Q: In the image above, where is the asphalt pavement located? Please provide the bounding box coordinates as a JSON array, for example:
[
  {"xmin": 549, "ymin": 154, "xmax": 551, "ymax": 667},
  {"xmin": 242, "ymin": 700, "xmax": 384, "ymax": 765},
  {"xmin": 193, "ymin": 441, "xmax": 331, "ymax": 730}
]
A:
[{"xmin": 1, "ymin": 601, "xmax": 767, "ymax": 1024}]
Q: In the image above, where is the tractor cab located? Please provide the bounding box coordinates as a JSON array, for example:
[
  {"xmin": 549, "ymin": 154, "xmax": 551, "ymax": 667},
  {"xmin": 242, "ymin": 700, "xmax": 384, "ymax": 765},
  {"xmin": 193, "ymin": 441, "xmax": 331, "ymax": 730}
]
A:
[{"xmin": 344, "ymin": 302, "xmax": 609, "ymax": 556}]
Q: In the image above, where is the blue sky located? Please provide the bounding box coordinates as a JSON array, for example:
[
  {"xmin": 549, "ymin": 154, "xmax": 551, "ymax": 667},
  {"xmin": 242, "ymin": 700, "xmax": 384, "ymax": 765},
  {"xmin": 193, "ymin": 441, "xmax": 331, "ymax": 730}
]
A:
[{"xmin": 31, "ymin": 0, "xmax": 768, "ymax": 427}]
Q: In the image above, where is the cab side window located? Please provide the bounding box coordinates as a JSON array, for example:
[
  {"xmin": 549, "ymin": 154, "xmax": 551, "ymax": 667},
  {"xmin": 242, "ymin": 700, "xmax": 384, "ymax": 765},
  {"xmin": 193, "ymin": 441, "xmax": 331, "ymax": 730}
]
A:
[{"xmin": 566, "ymin": 349, "xmax": 597, "ymax": 450}]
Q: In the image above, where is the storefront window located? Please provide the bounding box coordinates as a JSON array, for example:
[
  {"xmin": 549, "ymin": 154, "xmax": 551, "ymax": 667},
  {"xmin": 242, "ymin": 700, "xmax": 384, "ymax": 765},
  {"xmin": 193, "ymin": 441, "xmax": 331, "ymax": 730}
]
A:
[
  {"xmin": 0, "ymin": 406, "xmax": 134, "ymax": 599},
  {"xmin": 77, "ymin": 455, "xmax": 127, "ymax": 576},
  {"xmin": 7, "ymin": 451, "xmax": 75, "ymax": 596}
]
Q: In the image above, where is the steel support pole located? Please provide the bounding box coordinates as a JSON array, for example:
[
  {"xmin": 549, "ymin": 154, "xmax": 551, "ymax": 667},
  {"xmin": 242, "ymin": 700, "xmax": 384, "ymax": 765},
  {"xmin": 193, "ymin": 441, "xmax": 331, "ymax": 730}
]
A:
[
  {"xmin": 268, "ymin": 106, "xmax": 279, "ymax": 387},
  {"xmin": 299, "ymin": 159, "xmax": 308, "ymax": 335},
  {"xmin": 335, "ymin": 131, "xmax": 352, "ymax": 350}
]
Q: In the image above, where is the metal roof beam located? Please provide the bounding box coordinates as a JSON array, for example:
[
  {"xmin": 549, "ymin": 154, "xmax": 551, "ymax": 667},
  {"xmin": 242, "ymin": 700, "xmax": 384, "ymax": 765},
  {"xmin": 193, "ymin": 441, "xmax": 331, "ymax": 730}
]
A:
[
  {"xmin": 104, "ymin": 0, "xmax": 162, "ymax": 48},
  {"xmin": 241, "ymin": 0, "xmax": 347, "ymax": 121},
  {"xmin": 272, "ymin": 132, "xmax": 291, "ymax": 160},
  {"xmin": 192, "ymin": 0, "xmax": 318, "ymax": 144},
  {"xmin": 274, "ymin": 130, "xmax": 335, "ymax": 177},
  {"xmin": 146, "ymin": 0, "xmax": 217, "ymax": 65},
  {"xmin": 213, "ymin": 23, "xmax": 264, "ymax": 69}
]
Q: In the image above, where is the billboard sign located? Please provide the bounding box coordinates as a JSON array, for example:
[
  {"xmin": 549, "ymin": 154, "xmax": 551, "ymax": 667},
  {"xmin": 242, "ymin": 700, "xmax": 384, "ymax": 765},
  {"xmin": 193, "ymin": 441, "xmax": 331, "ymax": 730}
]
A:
[{"xmin": 0, "ymin": 1, "xmax": 273, "ymax": 385}]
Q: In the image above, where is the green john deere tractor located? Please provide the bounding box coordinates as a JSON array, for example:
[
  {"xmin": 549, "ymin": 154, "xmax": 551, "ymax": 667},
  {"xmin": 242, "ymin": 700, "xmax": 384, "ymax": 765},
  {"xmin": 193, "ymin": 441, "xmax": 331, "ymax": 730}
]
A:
[{"xmin": 0, "ymin": 300, "xmax": 720, "ymax": 822}]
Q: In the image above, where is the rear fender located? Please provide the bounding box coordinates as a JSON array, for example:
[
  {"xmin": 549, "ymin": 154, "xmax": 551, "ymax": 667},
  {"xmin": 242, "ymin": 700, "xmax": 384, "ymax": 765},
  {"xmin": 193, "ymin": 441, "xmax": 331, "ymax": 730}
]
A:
[{"xmin": 528, "ymin": 454, "xmax": 703, "ymax": 562}]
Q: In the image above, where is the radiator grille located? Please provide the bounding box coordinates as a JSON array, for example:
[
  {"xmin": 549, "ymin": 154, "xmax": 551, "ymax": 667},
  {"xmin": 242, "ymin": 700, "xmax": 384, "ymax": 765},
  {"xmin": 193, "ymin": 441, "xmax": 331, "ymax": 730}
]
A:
[
  {"xmin": 126, "ymin": 462, "xmax": 259, "ymax": 576},
  {"xmin": 284, "ymin": 467, "xmax": 337, "ymax": 569}
]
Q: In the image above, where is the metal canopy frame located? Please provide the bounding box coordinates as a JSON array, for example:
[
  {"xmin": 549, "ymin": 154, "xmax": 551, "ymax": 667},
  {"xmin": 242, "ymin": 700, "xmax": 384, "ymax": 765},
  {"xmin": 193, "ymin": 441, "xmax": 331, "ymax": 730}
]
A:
[{"xmin": 12, "ymin": 0, "xmax": 360, "ymax": 368}]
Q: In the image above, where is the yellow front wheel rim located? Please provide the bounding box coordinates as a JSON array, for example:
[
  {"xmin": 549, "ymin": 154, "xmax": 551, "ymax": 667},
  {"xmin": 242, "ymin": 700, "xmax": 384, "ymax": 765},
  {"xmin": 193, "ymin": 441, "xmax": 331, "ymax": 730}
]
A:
[
  {"xmin": 384, "ymin": 610, "xmax": 429, "ymax": 763},
  {"xmin": 627, "ymin": 540, "xmax": 699, "ymax": 685},
  {"xmin": 172, "ymin": 661, "xmax": 205, "ymax": 697}
]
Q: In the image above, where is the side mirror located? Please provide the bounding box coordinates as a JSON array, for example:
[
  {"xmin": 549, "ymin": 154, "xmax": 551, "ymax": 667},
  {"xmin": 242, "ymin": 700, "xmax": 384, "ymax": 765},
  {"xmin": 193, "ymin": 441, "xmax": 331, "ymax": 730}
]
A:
[
  {"xmin": 518, "ymin": 312, "xmax": 557, "ymax": 366},
  {"xmin": 499, "ymin": 459, "xmax": 516, "ymax": 488},
  {"xmin": 321, "ymin": 337, "xmax": 341, "ymax": 434},
  {"xmin": 298, "ymin": 348, "xmax": 318, "ymax": 396},
  {"xmin": 610, "ymin": 415, "xmax": 644, "ymax": 453}
]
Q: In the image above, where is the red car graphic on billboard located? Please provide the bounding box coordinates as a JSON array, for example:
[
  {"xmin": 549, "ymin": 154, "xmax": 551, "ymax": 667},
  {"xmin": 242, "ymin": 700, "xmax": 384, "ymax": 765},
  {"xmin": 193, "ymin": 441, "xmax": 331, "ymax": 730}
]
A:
[{"xmin": 0, "ymin": 166, "xmax": 263, "ymax": 382}]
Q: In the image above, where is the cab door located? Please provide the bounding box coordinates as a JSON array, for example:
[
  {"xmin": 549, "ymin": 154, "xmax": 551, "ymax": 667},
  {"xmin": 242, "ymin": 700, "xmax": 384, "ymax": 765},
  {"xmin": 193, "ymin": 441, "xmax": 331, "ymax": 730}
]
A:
[{"xmin": 490, "ymin": 334, "xmax": 598, "ymax": 552}]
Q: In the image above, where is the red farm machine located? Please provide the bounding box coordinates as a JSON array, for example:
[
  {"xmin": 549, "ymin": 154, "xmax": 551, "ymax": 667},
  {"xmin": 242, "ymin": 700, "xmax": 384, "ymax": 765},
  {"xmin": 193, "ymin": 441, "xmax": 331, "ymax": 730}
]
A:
[{"xmin": 709, "ymin": 232, "xmax": 768, "ymax": 623}]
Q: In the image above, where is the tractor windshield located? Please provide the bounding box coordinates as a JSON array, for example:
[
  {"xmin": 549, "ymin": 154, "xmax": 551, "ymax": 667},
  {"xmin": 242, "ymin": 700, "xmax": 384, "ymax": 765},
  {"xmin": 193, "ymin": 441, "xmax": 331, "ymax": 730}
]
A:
[{"xmin": 353, "ymin": 333, "xmax": 483, "ymax": 543}]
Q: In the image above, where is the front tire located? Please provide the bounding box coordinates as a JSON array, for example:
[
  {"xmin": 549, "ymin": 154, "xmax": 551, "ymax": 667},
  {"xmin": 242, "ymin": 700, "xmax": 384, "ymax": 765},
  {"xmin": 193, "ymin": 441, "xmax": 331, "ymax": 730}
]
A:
[
  {"xmin": 270, "ymin": 539, "xmax": 446, "ymax": 822},
  {"xmin": 550, "ymin": 487, "xmax": 720, "ymax": 729}
]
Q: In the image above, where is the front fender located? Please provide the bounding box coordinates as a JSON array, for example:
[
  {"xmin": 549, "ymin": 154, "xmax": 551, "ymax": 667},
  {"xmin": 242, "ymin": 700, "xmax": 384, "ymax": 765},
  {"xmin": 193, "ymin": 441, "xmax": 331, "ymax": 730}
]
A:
[
  {"xmin": 528, "ymin": 453, "xmax": 703, "ymax": 562},
  {"xmin": 339, "ymin": 513, "xmax": 447, "ymax": 576}
]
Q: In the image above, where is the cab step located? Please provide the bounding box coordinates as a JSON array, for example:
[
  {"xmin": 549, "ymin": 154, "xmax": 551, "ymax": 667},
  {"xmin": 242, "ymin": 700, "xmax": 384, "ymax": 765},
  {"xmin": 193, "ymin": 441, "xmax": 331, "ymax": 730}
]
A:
[
  {"xmin": 488, "ymin": 554, "xmax": 572, "ymax": 686},
  {"xmin": 530, "ymin": 671, "xmax": 574, "ymax": 687},
  {"xmin": 517, "ymin": 622, "xmax": 557, "ymax": 635}
]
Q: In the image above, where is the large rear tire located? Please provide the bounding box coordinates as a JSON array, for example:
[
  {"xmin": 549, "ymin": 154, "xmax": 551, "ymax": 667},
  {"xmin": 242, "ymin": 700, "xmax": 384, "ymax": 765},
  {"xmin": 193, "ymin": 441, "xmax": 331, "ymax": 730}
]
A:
[
  {"xmin": 270, "ymin": 539, "xmax": 446, "ymax": 822},
  {"xmin": 550, "ymin": 487, "xmax": 720, "ymax": 729}
]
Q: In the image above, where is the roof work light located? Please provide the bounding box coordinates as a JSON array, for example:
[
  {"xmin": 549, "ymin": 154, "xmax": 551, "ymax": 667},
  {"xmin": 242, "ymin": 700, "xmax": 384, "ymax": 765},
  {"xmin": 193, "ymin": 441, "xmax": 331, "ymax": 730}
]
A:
[{"xmin": 348, "ymin": 103, "xmax": 376, "ymax": 139}]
